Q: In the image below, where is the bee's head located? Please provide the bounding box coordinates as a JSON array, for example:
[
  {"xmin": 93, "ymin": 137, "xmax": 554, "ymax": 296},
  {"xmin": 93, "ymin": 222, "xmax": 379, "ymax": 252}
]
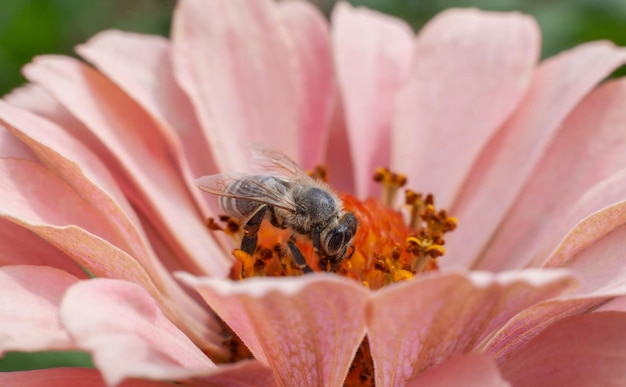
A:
[{"xmin": 323, "ymin": 212, "xmax": 358, "ymax": 258}]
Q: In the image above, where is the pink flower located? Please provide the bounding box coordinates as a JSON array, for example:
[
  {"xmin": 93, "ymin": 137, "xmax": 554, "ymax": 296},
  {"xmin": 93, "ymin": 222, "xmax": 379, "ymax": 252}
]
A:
[{"xmin": 1, "ymin": 0, "xmax": 626, "ymax": 386}]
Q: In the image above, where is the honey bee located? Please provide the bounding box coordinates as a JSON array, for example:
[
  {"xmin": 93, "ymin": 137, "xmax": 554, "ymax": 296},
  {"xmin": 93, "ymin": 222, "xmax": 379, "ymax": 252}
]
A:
[{"xmin": 195, "ymin": 147, "xmax": 357, "ymax": 273}]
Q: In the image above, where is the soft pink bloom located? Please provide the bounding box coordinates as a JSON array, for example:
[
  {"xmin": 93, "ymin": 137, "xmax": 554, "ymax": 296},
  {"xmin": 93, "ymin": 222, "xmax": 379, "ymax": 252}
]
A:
[{"xmin": 1, "ymin": 0, "xmax": 626, "ymax": 386}]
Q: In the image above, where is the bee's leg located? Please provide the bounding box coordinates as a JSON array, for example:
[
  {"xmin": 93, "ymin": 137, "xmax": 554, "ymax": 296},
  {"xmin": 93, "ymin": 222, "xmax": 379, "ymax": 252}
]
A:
[
  {"xmin": 241, "ymin": 206, "xmax": 268, "ymax": 255},
  {"xmin": 311, "ymin": 225, "xmax": 322, "ymax": 254},
  {"xmin": 287, "ymin": 238, "xmax": 313, "ymax": 274}
]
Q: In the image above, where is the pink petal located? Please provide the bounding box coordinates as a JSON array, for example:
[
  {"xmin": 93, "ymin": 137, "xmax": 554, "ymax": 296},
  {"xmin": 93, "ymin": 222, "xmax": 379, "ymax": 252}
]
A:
[
  {"xmin": 0, "ymin": 158, "xmax": 225, "ymax": 355},
  {"xmin": 406, "ymin": 353, "xmax": 508, "ymax": 387},
  {"xmin": 0, "ymin": 124, "xmax": 36, "ymax": 160},
  {"xmin": 393, "ymin": 9, "xmax": 539, "ymax": 207},
  {"xmin": 366, "ymin": 270, "xmax": 574, "ymax": 386},
  {"xmin": 22, "ymin": 55, "xmax": 229, "ymax": 277},
  {"xmin": 500, "ymin": 312, "xmax": 626, "ymax": 386},
  {"xmin": 177, "ymin": 273, "xmax": 369, "ymax": 387},
  {"xmin": 197, "ymin": 360, "xmax": 276, "ymax": 387},
  {"xmin": 76, "ymin": 31, "xmax": 218, "ymax": 208},
  {"xmin": 0, "ymin": 266, "xmax": 77, "ymax": 353},
  {"xmin": 0, "ymin": 97, "xmax": 216, "ymax": 340},
  {"xmin": 171, "ymin": 0, "xmax": 300, "ymax": 171},
  {"xmin": 0, "ymin": 158, "xmax": 124, "ymax": 247},
  {"xmin": 479, "ymin": 77, "xmax": 626, "ymax": 271},
  {"xmin": 4, "ymin": 83, "xmax": 88, "ymax": 141},
  {"xmin": 278, "ymin": 1, "xmax": 336, "ymax": 169},
  {"xmin": 544, "ymin": 201, "xmax": 626, "ymax": 296},
  {"xmin": 4, "ymin": 84, "xmax": 106, "ymax": 178},
  {"xmin": 333, "ymin": 2, "xmax": 414, "ymax": 198},
  {"xmin": 60, "ymin": 279, "xmax": 216, "ymax": 386},
  {"xmin": 449, "ymin": 42, "xmax": 626, "ymax": 269},
  {"xmin": 324, "ymin": 102, "xmax": 356, "ymax": 193},
  {"xmin": 0, "ymin": 368, "xmax": 173, "ymax": 387},
  {"xmin": 480, "ymin": 296, "xmax": 612, "ymax": 364},
  {"xmin": 0, "ymin": 218, "xmax": 86, "ymax": 278}
]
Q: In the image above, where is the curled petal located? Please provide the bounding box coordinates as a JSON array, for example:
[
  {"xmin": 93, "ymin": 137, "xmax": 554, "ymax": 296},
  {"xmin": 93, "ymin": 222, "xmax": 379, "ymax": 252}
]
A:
[
  {"xmin": 545, "ymin": 201, "xmax": 626, "ymax": 296},
  {"xmin": 333, "ymin": 1, "xmax": 414, "ymax": 198},
  {"xmin": 60, "ymin": 279, "xmax": 216, "ymax": 386},
  {"xmin": 500, "ymin": 312, "xmax": 626, "ymax": 387},
  {"xmin": 479, "ymin": 78, "xmax": 626, "ymax": 271},
  {"xmin": 0, "ymin": 266, "xmax": 77, "ymax": 354},
  {"xmin": 177, "ymin": 273, "xmax": 369, "ymax": 387},
  {"xmin": 0, "ymin": 99, "xmax": 218, "ymax": 344},
  {"xmin": 77, "ymin": 30, "xmax": 218, "ymax": 208},
  {"xmin": 0, "ymin": 158, "xmax": 224, "ymax": 355},
  {"xmin": 366, "ymin": 270, "xmax": 575, "ymax": 386},
  {"xmin": 0, "ymin": 218, "xmax": 86, "ymax": 278},
  {"xmin": 449, "ymin": 42, "xmax": 626, "ymax": 269},
  {"xmin": 393, "ymin": 9, "xmax": 539, "ymax": 208},
  {"xmin": 481, "ymin": 296, "xmax": 612, "ymax": 364},
  {"xmin": 406, "ymin": 353, "xmax": 509, "ymax": 387},
  {"xmin": 22, "ymin": 55, "xmax": 229, "ymax": 278},
  {"xmin": 0, "ymin": 124, "xmax": 36, "ymax": 160}
]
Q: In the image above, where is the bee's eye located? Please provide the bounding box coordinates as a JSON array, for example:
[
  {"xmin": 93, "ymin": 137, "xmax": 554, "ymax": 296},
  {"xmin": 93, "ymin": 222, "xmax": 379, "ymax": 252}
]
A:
[
  {"xmin": 325, "ymin": 213, "xmax": 357, "ymax": 256},
  {"xmin": 326, "ymin": 231, "xmax": 347, "ymax": 256}
]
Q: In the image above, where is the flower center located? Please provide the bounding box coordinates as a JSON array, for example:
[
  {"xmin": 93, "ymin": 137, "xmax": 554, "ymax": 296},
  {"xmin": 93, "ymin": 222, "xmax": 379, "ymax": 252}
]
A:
[
  {"xmin": 215, "ymin": 166, "xmax": 456, "ymax": 291},
  {"xmin": 209, "ymin": 167, "xmax": 457, "ymax": 383}
]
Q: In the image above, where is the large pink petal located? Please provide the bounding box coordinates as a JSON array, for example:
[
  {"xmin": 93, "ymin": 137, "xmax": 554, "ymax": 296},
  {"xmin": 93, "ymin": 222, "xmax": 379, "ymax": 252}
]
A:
[
  {"xmin": 0, "ymin": 158, "xmax": 225, "ymax": 355},
  {"xmin": 449, "ymin": 42, "xmax": 626, "ymax": 269},
  {"xmin": 0, "ymin": 218, "xmax": 86, "ymax": 277},
  {"xmin": 393, "ymin": 9, "xmax": 539, "ymax": 207},
  {"xmin": 22, "ymin": 55, "xmax": 229, "ymax": 277},
  {"xmin": 0, "ymin": 99, "xmax": 215, "ymax": 337},
  {"xmin": 279, "ymin": 1, "xmax": 335, "ymax": 170},
  {"xmin": 480, "ymin": 296, "xmax": 611, "ymax": 364},
  {"xmin": 0, "ymin": 124, "xmax": 36, "ymax": 160},
  {"xmin": 406, "ymin": 353, "xmax": 508, "ymax": 387},
  {"xmin": 333, "ymin": 2, "xmax": 414, "ymax": 198},
  {"xmin": 500, "ymin": 312, "xmax": 626, "ymax": 387},
  {"xmin": 0, "ymin": 266, "xmax": 77, "ymax": 354},
  {"xmin": 172, "ymin": 0, "xmax": 300, "ymax": 171},
  {"xmin": 177, "ymin": 273, "xmax": 369, "ymax": 387},
  {"xmin": 324, "ymin": 101, "xmax": 355, "ymax": 193},
  {"xmin": 76, "ymin": 31, "xmax": 217, "ymax": 210},
  {"xmin": 0, "ymin": 368, "xmax": 173, "ymax": 387},
  {"xmin": 60, "ymin": 279, "xmax": 216, "ymax": 386},
  {"xmin": 479, "ymin": 78, "xmax": 626, "ymax": 271},
  {"xmin": 4, "ymin": 83, "xmax": 89, "ymax": 142},
  {"xmin": 366, "ymin": 270, "xmax": 574, "ymax": 386},
  {"xmin": 544, "ymin": 201, "xmax": 626, "ymax": 296}
]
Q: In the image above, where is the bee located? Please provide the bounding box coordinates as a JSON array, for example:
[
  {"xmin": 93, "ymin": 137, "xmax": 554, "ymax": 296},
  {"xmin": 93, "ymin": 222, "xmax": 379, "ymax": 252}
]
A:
[{"xmin": 195, "ymin": 147, "xmax": 357, "ymax": 273}]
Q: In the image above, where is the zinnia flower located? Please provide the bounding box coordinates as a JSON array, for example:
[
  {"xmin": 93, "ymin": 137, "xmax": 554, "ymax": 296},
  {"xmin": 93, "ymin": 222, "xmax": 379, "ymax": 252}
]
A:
[{"xmin": 1, "ymin": 0, "xmax": 626, "ymax": 386}]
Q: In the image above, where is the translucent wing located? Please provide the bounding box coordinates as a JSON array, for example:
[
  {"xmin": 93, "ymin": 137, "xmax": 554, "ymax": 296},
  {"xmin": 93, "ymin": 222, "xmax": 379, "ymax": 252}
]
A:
[
  {"xmin": 195, "ymin": 173, "xmax": 297, "ymax": 212},
  {"xmin": 250, "ymin": 146, "xmax": 314, "ymax": 182}
]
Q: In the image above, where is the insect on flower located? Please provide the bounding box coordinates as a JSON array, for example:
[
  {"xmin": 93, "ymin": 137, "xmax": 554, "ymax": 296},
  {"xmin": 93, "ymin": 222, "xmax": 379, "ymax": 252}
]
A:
[{"xmin": 195, "ymin": 147, "xmax": 358, "ymax": 273}]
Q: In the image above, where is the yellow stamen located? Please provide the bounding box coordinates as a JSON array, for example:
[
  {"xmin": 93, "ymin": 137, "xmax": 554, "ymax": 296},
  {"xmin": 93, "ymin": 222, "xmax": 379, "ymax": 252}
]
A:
[{"xmin": 373, "ymin": 167, "xmax": 407, "ymax": 207}]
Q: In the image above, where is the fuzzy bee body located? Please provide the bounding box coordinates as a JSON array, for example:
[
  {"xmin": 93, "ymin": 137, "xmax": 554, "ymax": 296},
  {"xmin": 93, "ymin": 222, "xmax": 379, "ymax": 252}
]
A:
[{"xmin": 196, "ymin": 148, "xmax": 357, "ymax": 273}]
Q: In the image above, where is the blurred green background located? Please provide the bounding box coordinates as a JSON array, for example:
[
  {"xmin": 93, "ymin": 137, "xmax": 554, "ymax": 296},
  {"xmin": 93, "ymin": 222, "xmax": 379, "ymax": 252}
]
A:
[
  {"xmin": 1, "ymin": 0, "xmax": 626, "ymax": 96},
  {"xmin": 0, "ymin": 0, "xmax": 625, "ymax": 373}
]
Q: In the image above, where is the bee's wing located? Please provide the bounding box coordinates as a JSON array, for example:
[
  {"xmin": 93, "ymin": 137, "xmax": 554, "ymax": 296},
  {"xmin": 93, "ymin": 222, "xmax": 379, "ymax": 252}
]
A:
[
  {"xmin": 250, "ymin": 146, "xmax": 314, "ymax": 182},
  {"xmin": 195, "ymin": 173, "xmax": 297, "ymax": 212}
]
